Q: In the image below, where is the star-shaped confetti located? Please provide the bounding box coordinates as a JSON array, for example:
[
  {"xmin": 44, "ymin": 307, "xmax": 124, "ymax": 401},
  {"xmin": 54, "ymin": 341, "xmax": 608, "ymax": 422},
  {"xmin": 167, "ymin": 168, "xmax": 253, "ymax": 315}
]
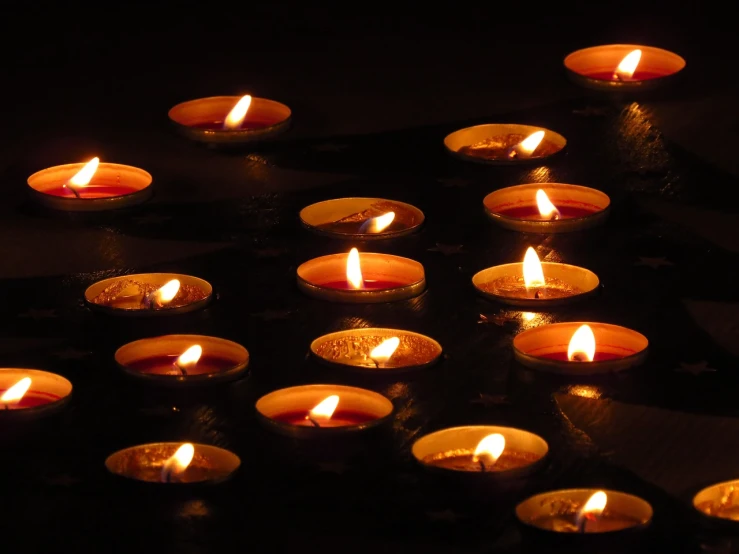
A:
[
  {"xmin": 470, "ymin": 393, "xmax": 511, "ymax": 407},
  {"xmin": 132, "ymin": 214, "xmax": 173, "ymax": 225},
  {"xmin": 250, "ymin": 309, "xmax": 293, "ymax": 321},
  {"xmin": 635, "ymin": 256, "xmax": 675, "ymax": 269},
  {"xmin": 53, "ymin": 347, "xmax": 92, "ymax": 360},
  {"xmin": 18, "ymin": 308, "xmax": 57, "ymax": 319},
  {"xmin": 425, "ymin": 509, "xmax": 464, "ymax": 523},
  {"xmin": 674, "ymin": 361, "xmax": 718, "ymax": 376},
  {"xmin": 312, "ymin": 143, "xmax": 349, "ymax": 152},
  {"xmin": 427, "ymin": 243, "xmax": 464, "ymax": 255},
  {"xmin": 437, "ymin": 177, "xmax": 469, "ymax": 188}
]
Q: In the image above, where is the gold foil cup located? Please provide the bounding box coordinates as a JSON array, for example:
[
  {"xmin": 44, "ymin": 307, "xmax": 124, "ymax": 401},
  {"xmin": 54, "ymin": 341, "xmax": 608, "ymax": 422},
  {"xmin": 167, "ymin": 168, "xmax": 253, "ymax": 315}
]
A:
[
  {"xmin": 444, "ymin": 124, "xmax": 566, "ymax": 165},
  {"xmin": 0, "ymin": 368, "xmax": 72, "ymax": 420}
]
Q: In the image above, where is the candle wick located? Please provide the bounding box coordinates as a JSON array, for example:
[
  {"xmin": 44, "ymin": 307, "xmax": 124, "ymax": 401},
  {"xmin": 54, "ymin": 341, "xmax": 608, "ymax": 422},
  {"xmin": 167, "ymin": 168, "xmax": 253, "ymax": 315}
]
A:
[
  {"xmin": 613, "ymin": 72, "xmax": 624, "ymax": 82},
  {"xmin": 371, "ymin": 358, "xmax": 382, "ymax": 369},
  {"xmin": 534, "ymin": 289, "xmax": 541, "ymax": 299},
  {"xmin": 578, "ymin": 517, "xmax": 587, "ymax": 533},
  {"xmin": 477, "ymin": 458, "xmax": 487, "ymax": 472},
  {"xmin": 506, "ymin": 147, "xmax": 518, "ymax": 159},
  {"xmin": 65, "ymin": 183, "xmax": 81, "ymax": 198},
  {"xmin": 571, "ymin": 353, "xmax": 588, "ymax": 362},
  {"xmin": 306, "ymin": 416, "xmax": 321, "ymax": 428},
  {"xmin": 174, "ymin": 362, "xmax": 188, "ymax": 376},
  {"xmin": 3, "ymin": 403, "xmax": 8, "ymax": 410}
]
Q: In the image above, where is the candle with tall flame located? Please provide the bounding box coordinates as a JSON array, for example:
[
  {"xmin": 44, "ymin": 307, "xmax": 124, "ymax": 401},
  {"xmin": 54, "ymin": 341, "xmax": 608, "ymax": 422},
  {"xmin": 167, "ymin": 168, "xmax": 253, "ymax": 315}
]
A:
[
  {"xmin": 115, "ymin": 334, "xmax": 249, "ymax": 386},
  {"xmin": 168, "ymin": 95, "xmax": 291, "ymax": 145},
  {"xmin": 513, "ymin": 322, "xmax": 648, "ymax": 375},
  {"xmin": 564, "ymin": 44, "xmax": 685, "ymax": 91},
  {"xmin": 473, "ymin": 247, "xmax": 600, "ymax": 307},
  {"xmin": 445, "ymin": 123, "xmax": 566, "ymax": 164},
  {"xmin": 0, "ymin": 369, "xmax": 72, "ymax": 419},
  {"xmin": 105, "ymin": 442, "xmax": 240, "ymax": 484},
  {"xmin": 27, "ymin": 158, "xmax": 152, "ymax": 211},
  {"xmin": 484, "ymin": 183, "xmax": 610, "ymax": 233}
]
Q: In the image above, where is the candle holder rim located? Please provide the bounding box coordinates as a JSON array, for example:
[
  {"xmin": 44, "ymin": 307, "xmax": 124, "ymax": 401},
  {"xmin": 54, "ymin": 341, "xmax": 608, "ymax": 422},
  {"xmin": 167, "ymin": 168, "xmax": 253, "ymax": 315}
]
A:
[
  {"xmin": 563, "ymin": 43, "xmax": 686, "ymax": 77},
  {"xmin": 0, "ymin": 368, "xmax": 73, "ymax": 418}
]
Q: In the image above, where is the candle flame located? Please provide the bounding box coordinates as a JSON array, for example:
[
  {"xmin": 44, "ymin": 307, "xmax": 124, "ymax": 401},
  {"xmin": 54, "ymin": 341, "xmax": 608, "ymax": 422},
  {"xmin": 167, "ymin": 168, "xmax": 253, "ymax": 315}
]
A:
[
  {"xmin": 523, "ymin": 247, "xmax": 545, "ymax": 290},
  {"xmin": 177, "ymin": 345, "xmax": 202, "ymax": 367},
  {"xmin": 67, "ymin": 157, "xmax": 100, "ymax": 189},
  {"xmin": 567, "ymin": 324, "xmax": 596, "ymax": 362},
  {"xmin": 155, "ymin": 279, "xmax": 181, "ymax": 305},
  {"xmin": 369, "ymin": 337, "xmax": 400, "ymax": 365},
  {"xmin": 309, "ymin": 395, "xmax": 340, "ymax": 421},
  {"xmin": 614, "ymin": 49, "xmax": 642, "ymax": 80},
  {"xmin": 161, "ymin": 443, "xmax": 195, "ymax": 481},
  {"xmin": 518, "ymin": 131, "xmax": 545, "ymax": 155},
  {"xmin": 472, "ymin": 433, "xmax": 505, "ymax": 465},
  {"xmin": 579, "ymin": 490, "xmax": 608, "ymax": 520},
  {"xmin": 362, "ymin": 212, "xmax": 396, "ymax": 233},
  {"xmin": 223, "ymin": 95, "xmax": 252, "ymax": 130},
  {"xmin": 1, "ymin": 377, "xmax": 32, "ymax": 405},
  {"xmin": 346, "ymin": 248, "xmax": 364, "ymax": 289},
  {"xmin": 535, "ymin": 189, "xmax": 560, "ymax": 219}
]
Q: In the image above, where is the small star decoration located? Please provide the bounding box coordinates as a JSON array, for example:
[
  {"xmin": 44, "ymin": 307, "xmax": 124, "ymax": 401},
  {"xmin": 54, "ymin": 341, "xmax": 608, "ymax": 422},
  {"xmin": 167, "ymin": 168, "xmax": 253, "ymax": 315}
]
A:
[
  {"xmin": 674, "ymin": 361, "xmax": 718, "ymax": 376},
  {"xmin": 427, "ymin": 243, "xmax": 464, "ymax": 255},
  {"xmin": 635, "ymin": 256, "xmax": 675, "ymax": 269}
]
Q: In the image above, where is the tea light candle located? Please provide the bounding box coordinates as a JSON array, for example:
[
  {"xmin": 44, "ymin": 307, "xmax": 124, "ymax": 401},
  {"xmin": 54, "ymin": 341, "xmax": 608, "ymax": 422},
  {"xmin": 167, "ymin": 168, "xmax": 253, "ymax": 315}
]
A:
[
  {"xmin": 516, "ymin": 489, "xmax": 652, "ymax": 534},
  {"xmin": 310, "ymin": 328, "xmax": 442, "ymax": 372},
  {"xmin": 0, "ymin": 369, "xmax": 72, "ymax": 420},
  {"xmin": 297, "ymin": 248, "xmax": 425, "ymax": 303},
  {"xmin": 564, "ymin": 45, "xmax": 685, "ymax": 91},
  {"xmin": 115, "ymin": 334, "xmax": 249, "ymax": 386},
  {"xmin": 255, "ymin": 384, "xmax": 394, "ymax": 439},
  {"xmin": 105, "ymin": 442, "xmax": 240, "ymax": 484},
  {"xmin": 444, "ymin": 124, "xmax": 566, "ymax": 165},
  {"xmin": 412, "ymin": 425, "xmax": 548, "ymax": 479},
  {"xmin": 168, "ymin": 95, "xmax": 291, "ymax": 146},
  {"xmin": 513, "ymin": 322, "xmax": 648, "ymax": 375},
  {"xmin": 693, "ymin": 480, "xmax": 739, "ymax": 525},
  {"xmin": 85, "ymin": 273, "xmax": 212, "ymax": 316},
  {"xmin": 483, "ymin": 184, "xmax": 610, "ymax": 234},
  {"xmin": 27, "ymin": 157, "xmax": 153, "ymax": 211},
  {"xmin": 472, "ymin": 247, "xmax": 599, "ymax": 308},
  {"xmin": 300, "ymin": 197, "xmax": 425, "ymax": 240}
]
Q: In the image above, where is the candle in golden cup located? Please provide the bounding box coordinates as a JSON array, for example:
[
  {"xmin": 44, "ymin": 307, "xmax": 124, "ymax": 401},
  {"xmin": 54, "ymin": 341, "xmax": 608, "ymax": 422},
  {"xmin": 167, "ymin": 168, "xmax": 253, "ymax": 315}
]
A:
[
  {"xmin": 105, "ymin": 442, "xmax": 240, "ymax": 484},
  {"xmin": 85, "ymin": 273, "xmax": 213, "ymax": 316},
  {"xmin": 444, "ymin": 124, "xmax": 565, "ymax": 165},
  {"xmin": 255, "ymin": 384, "xmax": 394, "ymax": 439},
  {"xmin": 300, "ymin": 197, "xmax": 425, "ymax": 240},
  {"xmin": 564, "ymin": 45, "xmax": 685, "ymax": 91},
  {"xmin": 472, "ymin": 247, "xmax": 599, "ymax": 308},
  {"xmin": 297, "ymin": 248, "xmax": 425, "ymax": 303},
  {"xmin": 115, "ymin": 334, "xmax": 249, "ymax": 387},
  {"xmin": 513, "ymin": 322, "xmax": 648, "ymax": 375},
  {"xmin": 310, "ymin": 328, "xmax": 442, "ymax": 372},
  {"xmin": 412, "ymin": 425, "xmax": 548, "ymax": 479},
  {"xmin": 484, "ymin": 184, "xmax": 610, "ymax": 234},
  {"xmin": 27, "ymin": 157, "xmax": 153, "ymax": 211},
  {"xmin": 0, "ymin": 369, "xmax": 72, "ymax": 420},
  {"xmin": 693, "ymin": 479, "xmax": 739, "ymax": 526},
  {"xmin": 168, "ymin": 94, "xmax": 291, "ymax": 146}
]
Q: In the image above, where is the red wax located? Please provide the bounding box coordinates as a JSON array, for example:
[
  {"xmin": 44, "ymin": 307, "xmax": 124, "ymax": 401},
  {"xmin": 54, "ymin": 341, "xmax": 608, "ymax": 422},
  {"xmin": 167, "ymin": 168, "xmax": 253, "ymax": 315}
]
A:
[
  {"xmin": 272, "ymin": 410, "xmax": 378, "ymax": 428},
  {"xmin": 497, "ymin": 205, "xmax": 599, "ymax": 220},
  {"xmin": 0, "ymin": 389, "xmax": 60, "ymax": 410},
  {"xmin": 43, "ymin": 184, "xmax": 141, "ymax": 198},
  {"xmin": 126, "ymin": 355, "xmax": 238, "ymax": 376},
  {"xmin": 190, "ymin": 120, "xmax": 278, "ymax": 130},
  {"xmin": 320, "ymin": 280, "xmax": 406, "ymax": 290},
  {"xmin": 584, "ymin": 70, "xmax": 668, "ymax": 82},
  {"xmin": 536, "ymin": 352, "xmax": 626, "ymax": 362}
]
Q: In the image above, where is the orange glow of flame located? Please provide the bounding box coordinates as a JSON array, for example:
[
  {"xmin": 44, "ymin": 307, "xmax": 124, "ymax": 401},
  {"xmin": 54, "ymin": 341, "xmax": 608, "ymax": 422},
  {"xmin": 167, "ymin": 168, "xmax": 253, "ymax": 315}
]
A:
[
  {"xmin": 367, "ymin": 212, "xmax": 395, "ymax": 233},
  {"xmin": 309, "ymin": 395, "xmax": 340, "ymax": 421},
  {"xmin": 177, "ymin": 345, "xmax": 202, "ymax": 368},
  {"xmin": 346, "ymin": 248, "xmax": 364, "ymax": 289},
  {"xmin": 161, "ymin": 443, "xmax": 195, "ymax": 481},
  {"xmin": 567, "ymin": 324, "xmax": 596, "ymax": 362},
  {"xmin": 1, "ymin": 377, "xmax": 32, "ymax": 405},
  {"xmin": 518, "ymin": 131, "xmax": 545, "ymax": 155},
  {"xmin": 223, "ymin": 95, "xmax": 252, "ymax": 130},
  {"xmin": 523, "ymin": 247, "xmax": 545, "ymax": 290},
  {"xmin": 472, "ymin": 433, "xmax": 506, "ymax": 466},
  {"xmin": 155, "ymin": 279, "xmax": 181, "ymax": 305},
  {"xmin": 615, "ymin": 49, "xmax": 642, "ymax": 80},
  {"xmin": 369, "ymin": 337, "xmax": 400, "ymax": 365},
  {"xmin": 579, "ymin": 490, "xmax": 607, "ymax": 520},
  {"xmin": 67, "ymin": 157, "xmax": 100, "ymax": 189},
  {"xmin": 535, "ymin": 189, "xmax": 560, "ymax": 219}
]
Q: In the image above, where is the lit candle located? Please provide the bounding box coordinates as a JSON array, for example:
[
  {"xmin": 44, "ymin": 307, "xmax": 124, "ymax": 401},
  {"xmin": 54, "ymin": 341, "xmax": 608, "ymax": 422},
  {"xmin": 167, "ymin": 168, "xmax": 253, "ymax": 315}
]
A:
[
  {"xmin": 513, "ymin": 322, "xmax": 648, "ymax": 374},
  {"xmin": 161, "ymin": 443, "xmax": 195, "ymax": 483},
  {"xmin": 483, "ymin": 183, "xmax": 610, "ymax": 233},
  {"xmin": 694, "ymin": 480, "xmax": 739, "ymax": 523},
  {"xmin": 27, "ymin": 158, "xmax": 153, "ymax": 211},
  {"xmin": 472, "ymin": 247, "xmax": 599, "ymax": 307},
  {"xmin": 0, "ymin": 369, "xmax": 72, "ymax": 419},
  {"xmin": 445, "ymin": 123, "xmax": 566, "ymax": 164},
  {"xmin": 1, "ymin": 377, "xmax": 32, "ymax": 409}
]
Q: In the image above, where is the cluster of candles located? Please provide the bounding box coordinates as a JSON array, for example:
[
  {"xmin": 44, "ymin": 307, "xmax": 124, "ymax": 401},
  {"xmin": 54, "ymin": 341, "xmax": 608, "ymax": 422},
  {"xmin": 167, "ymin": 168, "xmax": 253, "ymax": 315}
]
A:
[{"xmin": 8, "ymin": 42, "xmax": 734, "ymax": 541}]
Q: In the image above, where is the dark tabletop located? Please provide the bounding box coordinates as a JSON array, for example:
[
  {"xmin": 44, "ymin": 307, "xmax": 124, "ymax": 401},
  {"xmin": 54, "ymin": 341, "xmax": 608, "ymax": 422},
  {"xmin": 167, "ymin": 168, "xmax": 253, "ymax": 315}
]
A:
[{"xmin": 2, "ymin": 7, "xmax": 739, "ymax": 554}]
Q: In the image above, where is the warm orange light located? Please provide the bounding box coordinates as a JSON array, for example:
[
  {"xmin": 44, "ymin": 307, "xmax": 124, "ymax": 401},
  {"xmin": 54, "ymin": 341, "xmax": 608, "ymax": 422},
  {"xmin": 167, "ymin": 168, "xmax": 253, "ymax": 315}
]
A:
[
  {"xmin": 472, "ymin": 433, "xmax": 506, "ymax": 466},
  {"xmin": 580, "ymin": 490, "xmax": 607, "ymax": 519},
  {"xmin": 1, "ymin": 377, "xmax": 32, "ymax": 406},
  {"xmin": 67, "ymin": 157, "xmax": 100, "ymax": 191},
  {"xmin": 614, "ymin": 49, "xmax": 641, "ymax": 80},
  {"xmin": 346, "ymin": 248, "xmax": 364, "ymax": 289},
  {"xmin": 177, "ymin": 345, "xmax": 202, "ymax": 368},
  {"xmin": 535, "ymin": 189, "xmax": 560, "ymax": 219},
  {"xmin": 523, "ymin": 247, "xmax": 545, "ymax": 291},
  {"xmin": 567, "ymin": 324, "xmax": 596, "ymax": 362},
  {"xmin": 518, "ymin": 131, "xmax": 545, "ymax": 155},
  {"xmin": 364, "ymin": 212, "xmax": 395, "ymax": 233},
  {"xmin": 161, "ymin": 443, "xmax": 195, "ymax": 481},
  {"xmin": 223, "ymin": 95, "xmax": 252, "ymax": 130},
  {"xmin": 155, "ymin": 279, "xmax": 181, "ymax": 305},
  {"xmin": 369, "ymin": 337, "xmax": 400, "ymax": 365},
  {"xmin": 309, "ymin": 395, "xmax": 340, "ymax": 421}
]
